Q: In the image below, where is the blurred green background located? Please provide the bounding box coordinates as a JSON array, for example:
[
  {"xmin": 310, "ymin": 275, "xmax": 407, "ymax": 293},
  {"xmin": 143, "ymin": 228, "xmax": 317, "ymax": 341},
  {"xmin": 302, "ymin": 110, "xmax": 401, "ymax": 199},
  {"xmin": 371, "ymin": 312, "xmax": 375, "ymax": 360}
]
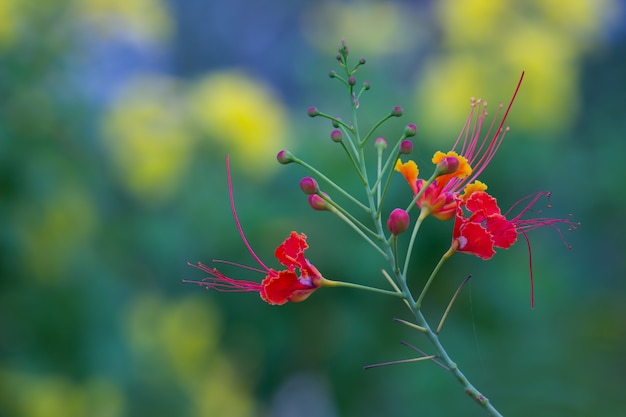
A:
[{"xmin": 1, "ymin": 1, "xmax": 625, "ymax": 416}]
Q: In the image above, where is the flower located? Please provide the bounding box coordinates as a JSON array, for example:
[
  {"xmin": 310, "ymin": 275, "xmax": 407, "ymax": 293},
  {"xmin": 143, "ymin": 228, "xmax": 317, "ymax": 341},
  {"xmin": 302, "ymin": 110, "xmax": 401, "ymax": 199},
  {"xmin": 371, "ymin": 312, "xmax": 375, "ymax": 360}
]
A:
[
  {"xmin": 185, "ymin": 156, "xmax": 327, "ymax": 305},
  {"xmin": 188, "ymin": 231, "xmax": 324, "ymax": 305},
  {"xmin": 396, "ymin": 73, "xmax": 524, "ymax": 220},
  {"xmin": 452, "ymin": 190, "xmax": 576, "ymax": 306}
]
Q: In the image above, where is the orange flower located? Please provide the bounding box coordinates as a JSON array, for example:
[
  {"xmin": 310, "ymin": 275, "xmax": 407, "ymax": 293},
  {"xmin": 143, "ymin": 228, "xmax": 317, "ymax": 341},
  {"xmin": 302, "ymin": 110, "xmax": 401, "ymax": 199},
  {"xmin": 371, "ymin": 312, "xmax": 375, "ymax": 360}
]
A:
[{"xmin": 396, "ymin": 73, "xmax": 525, "ymax": 220}]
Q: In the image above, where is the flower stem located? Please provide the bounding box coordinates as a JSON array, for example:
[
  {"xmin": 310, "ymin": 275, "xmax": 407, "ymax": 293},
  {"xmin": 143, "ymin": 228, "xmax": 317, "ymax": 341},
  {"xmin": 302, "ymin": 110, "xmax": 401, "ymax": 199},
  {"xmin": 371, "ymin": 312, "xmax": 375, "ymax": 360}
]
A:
[
  {"xmin": 393, "ymin": 267, "xmax": 504, "ymax": 417},
  {"xmin": 326, "ymin": 205, "xmax": 387, "ymax": 258},
  {"xmin": 402, "ymin": 208, "xmax": 428, "ymax": 278},
  {"xmin": 293, "ymin": 156, "xmax": 370, "ymax": 212},
  {"xmin": 415, "ymin": 245, "xmax": 455, "ymax": 308},
  {"xmin": 323, "ymin": 278, "xmax": 404, "ymax": 298}
]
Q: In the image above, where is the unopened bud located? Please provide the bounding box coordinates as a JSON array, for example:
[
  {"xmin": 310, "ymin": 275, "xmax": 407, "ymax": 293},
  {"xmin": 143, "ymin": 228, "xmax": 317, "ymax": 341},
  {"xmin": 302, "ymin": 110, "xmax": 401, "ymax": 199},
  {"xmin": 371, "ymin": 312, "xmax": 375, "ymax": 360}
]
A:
[
  {"xmin": 436, "ymin": 156, "xmax": 460, "ymax": 175},
  {"xmin": 348, "ymin": 76, "xmax": 357, "ymax": 86},
  {"xmin": 374, "ymin": 137, "xmax": 387, "ymax": 150},
  {"xmin": 387, "ymin": 208, "xmax": 410, "ymax": 235},
  {"xmin": 331, "ymin": 117, "xmax": 341, "ymax": 128},
  {"xmin": 276, "ymin": 150, "xmax": 295, "ymax": 165},
  {"xmin": 299, "ymin": 177, "xmax": 319, "ymax": 195},
  {"xmin": 338, "ymin": 40, "xmax": 349, "ymax": 56},
  {"xmin": 391, "ymin": 106, "xmax": 404, "ymax": 117},
  {"xmin": 399, "ymin": 140, "xmax": 413, "ymax": 155},
  {"xmin": 328, "ymin": 70, "xmax": 337, "ymax": 78},
  {"xmin": 358, "ymin": 57, "xmax": 366, "ymax": 65},
  {"xmin": 308, "ymin": 194, "xmax": 328, "ymax": 211},
  {"xmin": 307, "ymin": 106, "xmax": 319, "ymax": 117},
  {"xmin": 363, "ymin": 81, "xmax": 371, "ymax": 90},
  {"xmin": 404, "ymin": 123, "xmax": 417, "ymax": 137},
  {"xmin": 330, "ymin": 129, "xmax": 343, "ymax": 142}
]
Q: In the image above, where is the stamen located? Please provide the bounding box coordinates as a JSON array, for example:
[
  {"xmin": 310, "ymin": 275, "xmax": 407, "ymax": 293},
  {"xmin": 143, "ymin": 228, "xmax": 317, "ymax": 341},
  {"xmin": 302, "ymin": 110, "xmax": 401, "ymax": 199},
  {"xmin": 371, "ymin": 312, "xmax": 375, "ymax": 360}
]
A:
[{"xmin": 226, "ymin": 155, "xmax": 271, "ymax": 273}]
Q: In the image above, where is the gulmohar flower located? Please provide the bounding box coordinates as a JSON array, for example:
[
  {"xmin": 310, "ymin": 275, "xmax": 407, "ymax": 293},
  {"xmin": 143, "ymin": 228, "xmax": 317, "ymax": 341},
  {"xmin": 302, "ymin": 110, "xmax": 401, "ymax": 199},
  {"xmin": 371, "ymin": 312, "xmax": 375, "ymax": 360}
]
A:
[
  {"xmin": 395, "ymin": 73, "xmax": 525, "ymax": 220},
  {"xmin": 452, "ymin": 190, "xmax": 576, "ymax": 306},
  {"xmin": 185, "ymin": 157, "xmax": 328, "ymax": 305}
]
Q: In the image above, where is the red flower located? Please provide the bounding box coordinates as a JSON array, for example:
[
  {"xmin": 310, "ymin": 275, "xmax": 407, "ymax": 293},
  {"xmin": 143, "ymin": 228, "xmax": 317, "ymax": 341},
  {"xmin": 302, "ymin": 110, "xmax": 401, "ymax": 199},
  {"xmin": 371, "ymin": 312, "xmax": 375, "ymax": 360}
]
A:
[
  {"xmin": 452, "ymin": 190, "xmax": 576, "ymax": 306},
  {"xmin": 185, "ymin": 156, "xmax": 325, "ymax": 305},
  {"xmin": 396, "ymin": 73, "xmax": 525, "ymax": 220}
]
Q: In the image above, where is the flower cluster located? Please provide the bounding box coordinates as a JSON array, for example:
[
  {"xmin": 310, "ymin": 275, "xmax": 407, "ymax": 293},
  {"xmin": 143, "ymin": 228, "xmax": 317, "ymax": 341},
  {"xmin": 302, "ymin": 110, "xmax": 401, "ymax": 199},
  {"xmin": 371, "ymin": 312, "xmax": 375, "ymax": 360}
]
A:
[{"xmin": 185, "ymin": 40, "xmax": 577, "ymax": 416}]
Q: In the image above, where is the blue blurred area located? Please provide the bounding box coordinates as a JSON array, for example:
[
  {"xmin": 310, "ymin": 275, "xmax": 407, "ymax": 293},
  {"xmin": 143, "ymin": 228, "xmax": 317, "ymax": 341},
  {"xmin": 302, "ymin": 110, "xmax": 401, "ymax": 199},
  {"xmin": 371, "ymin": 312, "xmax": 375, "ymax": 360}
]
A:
[{"xmin": 1, "ymin": 1, "xmax": 625, "ymax": 416}]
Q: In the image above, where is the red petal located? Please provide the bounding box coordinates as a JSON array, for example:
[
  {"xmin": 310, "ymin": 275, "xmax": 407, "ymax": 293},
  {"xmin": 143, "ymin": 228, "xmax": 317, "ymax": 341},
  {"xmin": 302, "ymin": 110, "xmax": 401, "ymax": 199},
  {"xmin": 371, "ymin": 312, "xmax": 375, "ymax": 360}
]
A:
[
  {"xmin": 486, "ymin": 214, "xmax": 518, "ymax": 249},
  {"xmin": 275, "ymin": 232, "xmax": 308, "ymax": 269},
  {"xmin": 455, "ymin": 222, "xmax": 496, "ymax": 260},
  {"xmin": 466, "ymin": 191, "xmax": 501, "ymax": 216},
  {"xmin": 260, "ymin": 269, "xmax": 317, "ymax": 305}
]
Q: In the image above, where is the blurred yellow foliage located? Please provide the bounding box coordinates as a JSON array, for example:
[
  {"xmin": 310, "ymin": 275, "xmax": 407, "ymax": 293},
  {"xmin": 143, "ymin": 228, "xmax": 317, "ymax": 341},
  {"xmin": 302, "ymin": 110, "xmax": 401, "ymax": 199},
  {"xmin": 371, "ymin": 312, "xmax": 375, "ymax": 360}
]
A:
[
  {"xmin": 0, "ymin": 0, "xmax": 18, "ymax": 47},
  {"xmin": 102, "ymin": 75, "xmax": 192, "ymax": 203},
  {"xmin": 125, "ymin": 294, "xmax": 255, "ymax": 417},
  {"xmin": 188, "ymin": 71, "xmax": 290, "ymax": 177},
  {"xmin": 16, "ymin": 184, "xmax": 97, "ymax": 283},
  {"xmin": 301, "ymin": 1, "xmax": 423, "ymax": 55},
  {"xmin": 415, "ymin": 0, "xmax": 619, "ymax": 140},
  {"xmin": 0, "ymin": 371, "xmax": 125, "ymax": 417}
]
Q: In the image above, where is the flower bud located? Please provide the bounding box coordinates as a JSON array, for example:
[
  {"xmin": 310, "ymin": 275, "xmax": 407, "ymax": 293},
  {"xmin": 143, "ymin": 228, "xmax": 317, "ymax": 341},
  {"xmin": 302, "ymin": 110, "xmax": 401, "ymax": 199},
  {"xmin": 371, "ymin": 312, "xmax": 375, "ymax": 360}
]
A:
[
  {"xmin": 404, "ymin": 123, "xmax": 417, "ymax": 137},
  {"xmin": 330, "ymin": 129, "xmax": 343, "ymax": 142},
  {"xmin": 363, "ymin": 81, "xmax": 371, "ymax": 90},
  {"xmin": 399, "ymin": 140, "xmax": 413, "ymax": 155},
  {"xmin": 338, "ymin": 40, "xmax": 349, "ymax": 56},
  {"xmin": 387, "ymin": 208, "xmax": 410, "ymax": 235},
  {"xmin": 348, "ymin": 76, "xmax": 357, "ymax": 86},
  {"xmin": 299, "ymin": 177, "xmax": 319, "ymax": 195},
  {"xmin": 374, "ymin": 137, "xmax": 387, "ymax": 150},
  {"xmin": 308, "ymin": 194, "xmax": 328, "ymax": 211},
  {"xmin": 307, "ymin": 106, "xmax": 319, "ymax": 117},
  {"xmin": 436, "ymin": 156, "xmax": 460, "ymax": 175},
  {"xmin": 358, "ymin": 57, "xmax": 366, "ymax": 65},
  {"xmin": 328, "ymin": 70, "xmax": 337, "ymax": 78},
  {"xmin": 391, "ymin": 106, "xmax": 404, "ymax": 117},
  {"xmin": 276, "ymin": 150, "xmax": 295, "ymax": 164},
  {"xmin": 331, "ymin": 117, "xmax": 341, "ymax": 128}
]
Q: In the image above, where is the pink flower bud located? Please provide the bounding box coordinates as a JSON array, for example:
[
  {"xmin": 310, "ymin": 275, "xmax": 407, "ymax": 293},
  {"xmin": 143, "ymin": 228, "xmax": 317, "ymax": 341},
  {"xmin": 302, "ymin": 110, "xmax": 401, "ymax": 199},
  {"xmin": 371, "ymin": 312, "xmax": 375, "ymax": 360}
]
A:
[
  {"xmin": 308, "ymin": 194, "xmax": 328, "ymax": 211},
  {"xmin": 330, "ymin": 129, "xmax": 343, "ymax": 142},
  {"xmin": 391, "ymin": 106, "xmax": 404, "ymax": 117},
  {"xmin": 387, "ymin": 208, "xmax": 410, "ymax": 235},
  {"xmin": 374, "ymin": 137, "xmax": 387, "ymax": 150},
  {"xmin": 328, "ymin": 70, "xmax": 337, "ymax": 78},
  {"xmin": 399, "ymin": 140, "xmax": 413, "ymax": 155},
  {"xmin": 276, "ymin": 150, "xmax": 295, "ymax": 164},
  {"xmin": 404, "ymin": 123, "xmax": 417, "ymax": 137},
  {"xmin": 436, "ymin": 156, "xmax": 460, "ymax": 175},
  {"xmin": 348, "ymin": 76, "xmax": 357, "ymax": 86},
  {"xmin": 363, "ymin": 81, "xmax": 371, "ymax": 90},
  {"xmin": 299, "ymin": 177, "xmax": 319, "ymax": 195},
  {"xmin": 307, "ymin": 106, "xmax": 319, "ymax": 117}
]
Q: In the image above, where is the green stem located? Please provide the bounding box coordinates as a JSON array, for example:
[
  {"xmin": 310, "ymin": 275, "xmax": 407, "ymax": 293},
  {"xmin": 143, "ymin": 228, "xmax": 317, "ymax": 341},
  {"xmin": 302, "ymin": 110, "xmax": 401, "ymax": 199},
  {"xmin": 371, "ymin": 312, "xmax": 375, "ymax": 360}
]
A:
[
  {"xmin": 393, "ymin": 266, "xmax": 504, "ymax": 417},
  {"xmin": 402, "ymin": 208, "xmax": 428, "ymax": 278},
  {"xmin": 360, "ymin": 113, "xmax": 393, "ymax": 147},
  {"xmin": 293, "ymin": 156, "xmax": 370, "ymax": 212},
  {"xmin": 323, "ymin": 195, "xmax": 380, "ymax": 241},
  {"xmin": 326, "ymin": 205, "xmax": 387, "ymax": 258},
  {"xmin": 323, "ymin": 278, "xmax": 404, "ymax": 298},
  {"xmin": 375, "ymin": 151, "xmax": 402, "ymax": 220},
  {"xmin": 415, "ymin": 245, "xmax": 455, "ymax": 308},
  {"xmin": 340, "ymin": 140, "xmax": 367, "ymax": 185}
]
